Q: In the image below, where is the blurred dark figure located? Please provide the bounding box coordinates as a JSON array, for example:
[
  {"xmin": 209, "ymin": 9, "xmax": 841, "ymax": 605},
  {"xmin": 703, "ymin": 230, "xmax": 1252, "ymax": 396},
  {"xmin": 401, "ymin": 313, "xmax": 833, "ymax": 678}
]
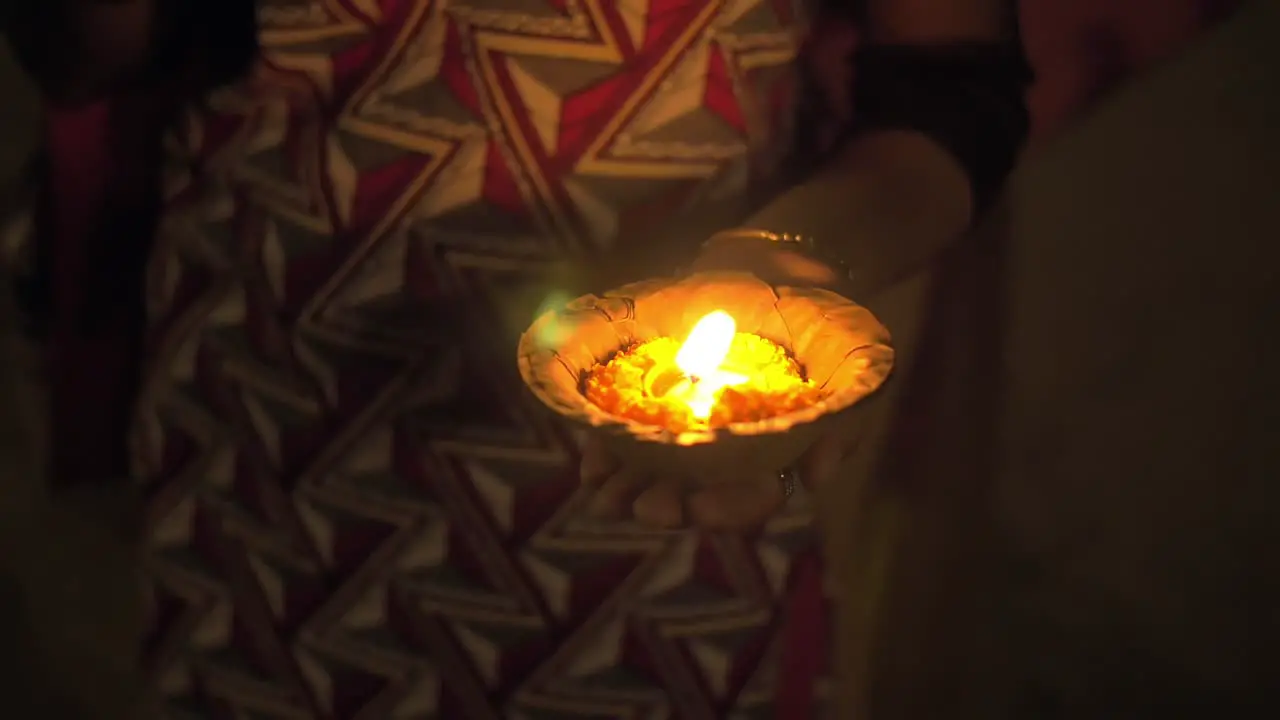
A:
[{"xmin": 818, "ymin": 2, "xmax": 1280, "ymax": 716}]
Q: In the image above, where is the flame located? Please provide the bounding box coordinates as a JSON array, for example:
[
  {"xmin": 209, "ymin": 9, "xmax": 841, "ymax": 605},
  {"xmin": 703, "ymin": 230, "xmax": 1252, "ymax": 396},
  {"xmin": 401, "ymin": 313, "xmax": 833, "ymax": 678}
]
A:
[
  {"xmin": 676, "ymin": 311, "xmax": 736, "ymax": 377},
  {"xmin": 673, "ymin": 311, "xmax": 748, "ymax": 419}
]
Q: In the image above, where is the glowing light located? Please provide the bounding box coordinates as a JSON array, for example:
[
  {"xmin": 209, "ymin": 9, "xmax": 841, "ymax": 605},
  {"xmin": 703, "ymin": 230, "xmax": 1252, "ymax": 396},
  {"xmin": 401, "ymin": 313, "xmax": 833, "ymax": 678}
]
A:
[
  {"xmin": 672, "ymin": 311, "xmax": 748, "ymax": 418},
  {"xmin": 675, "ymin": 311, "xmax": 736, "ymax": 377}
]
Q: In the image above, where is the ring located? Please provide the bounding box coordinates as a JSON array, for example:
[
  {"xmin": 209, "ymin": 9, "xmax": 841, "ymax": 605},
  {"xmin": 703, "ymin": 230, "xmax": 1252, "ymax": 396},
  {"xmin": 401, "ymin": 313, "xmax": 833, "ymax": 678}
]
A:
[{"xmin": 779, "ymin": 468, "xmax": 799, "ymax": 500}]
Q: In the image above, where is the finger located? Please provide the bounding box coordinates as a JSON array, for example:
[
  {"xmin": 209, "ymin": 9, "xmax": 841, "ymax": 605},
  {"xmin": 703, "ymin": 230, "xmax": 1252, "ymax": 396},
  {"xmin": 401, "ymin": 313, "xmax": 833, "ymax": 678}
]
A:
[
  {"xmin": 579, "ymin": 435, "xmax": 619, "ymax": 488},
  {"xmin": 797, "ymin": 430, "xmax": 848, "ymax": 493},
  {"xmin": 632, "ymin": 480, "xmax": 685, "ymax": 528},
  {"xmin": 587, "ymin": 469, "xmax": 649, "ymax": 519},
  {"xmin": 686, "ymin": 473, "xmax": 785, "ymax": 532},
  {"xmin": 692, "ymin": 241, "xmax": 838, "ymax": 288},
  {"xmin": 771, "ymin": 250, "xmax": 842, "ymax": 287}
]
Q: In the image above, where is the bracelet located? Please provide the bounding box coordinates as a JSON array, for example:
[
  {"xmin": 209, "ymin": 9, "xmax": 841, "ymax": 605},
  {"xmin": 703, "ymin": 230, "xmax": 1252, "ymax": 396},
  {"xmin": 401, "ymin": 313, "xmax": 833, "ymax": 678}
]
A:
[
  {"xmin": 850, "ymin": 41, "xmax": 1034, "ymax": 216},
  {"xmin": 703, "ymin": 228, "xmax": 856, "ymax": 284}
]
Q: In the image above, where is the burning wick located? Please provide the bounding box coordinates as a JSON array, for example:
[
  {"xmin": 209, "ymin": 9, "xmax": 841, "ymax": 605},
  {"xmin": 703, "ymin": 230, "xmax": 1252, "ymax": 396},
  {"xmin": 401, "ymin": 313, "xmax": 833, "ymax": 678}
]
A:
[
  {"xmin": 675, "ymin": 311, "xmax": 736, "ymax": 378},
  {"xmin": 647, "ymin": 310, "xmax": 749, "ymax": 419}
]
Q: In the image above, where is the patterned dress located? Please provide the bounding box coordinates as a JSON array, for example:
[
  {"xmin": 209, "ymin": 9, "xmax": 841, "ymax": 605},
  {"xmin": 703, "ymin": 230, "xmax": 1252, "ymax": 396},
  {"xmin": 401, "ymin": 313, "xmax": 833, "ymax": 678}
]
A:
[{"xmin": 136, "ymin": 2, "xmax": 814, "ymax": 717}]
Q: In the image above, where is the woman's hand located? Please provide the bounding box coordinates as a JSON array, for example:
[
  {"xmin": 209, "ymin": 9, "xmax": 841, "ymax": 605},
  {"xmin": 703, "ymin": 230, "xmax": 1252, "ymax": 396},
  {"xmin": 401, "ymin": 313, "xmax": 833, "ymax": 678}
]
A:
[{"xmin": 579, "ymin": 428, "xmax": 851, "ymax": 531}]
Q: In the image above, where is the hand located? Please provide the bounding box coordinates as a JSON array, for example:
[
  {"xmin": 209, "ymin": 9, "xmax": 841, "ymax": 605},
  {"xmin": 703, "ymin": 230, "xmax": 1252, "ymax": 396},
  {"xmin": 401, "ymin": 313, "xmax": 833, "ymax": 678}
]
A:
[{"xmin": 579, "ymin": 429, "xmax": 853, "ymax": 531}]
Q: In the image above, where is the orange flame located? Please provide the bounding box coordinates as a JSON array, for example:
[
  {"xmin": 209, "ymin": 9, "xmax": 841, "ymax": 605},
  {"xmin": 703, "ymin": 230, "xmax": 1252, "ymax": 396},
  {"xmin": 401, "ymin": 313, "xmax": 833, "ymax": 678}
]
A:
[{"xmin": 672, "ymin": 311, "xmax": 748, "ymax": 418}]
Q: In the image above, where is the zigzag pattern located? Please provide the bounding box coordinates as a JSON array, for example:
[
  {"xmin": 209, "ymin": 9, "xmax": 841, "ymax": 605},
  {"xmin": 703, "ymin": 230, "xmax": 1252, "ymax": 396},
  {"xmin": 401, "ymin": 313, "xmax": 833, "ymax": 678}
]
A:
[{"xmin": 136, "ymin": 1, "xmax": 809, "ymax": 716}]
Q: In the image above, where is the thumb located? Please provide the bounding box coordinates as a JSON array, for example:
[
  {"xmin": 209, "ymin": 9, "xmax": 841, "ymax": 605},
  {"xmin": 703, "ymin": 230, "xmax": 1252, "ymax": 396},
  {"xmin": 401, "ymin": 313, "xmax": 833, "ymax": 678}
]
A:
[{"xmin": 579, "ymin": 434, "xmax": 618, "ymax": 487}]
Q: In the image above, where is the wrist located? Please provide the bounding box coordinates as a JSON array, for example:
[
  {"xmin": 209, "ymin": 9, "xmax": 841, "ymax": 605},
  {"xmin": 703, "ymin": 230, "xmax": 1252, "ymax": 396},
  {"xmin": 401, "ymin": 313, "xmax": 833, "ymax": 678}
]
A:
[
  {"xmin": 697, "ymin": 228, "xmax": 851, "ymax": 292},
  {"xmin": 704, "ymin": 229, "xmax": 854, "ymax": 283},
  {"xmin": 735, "ymin": 130, "xmax": 975, "ymax": 298}
]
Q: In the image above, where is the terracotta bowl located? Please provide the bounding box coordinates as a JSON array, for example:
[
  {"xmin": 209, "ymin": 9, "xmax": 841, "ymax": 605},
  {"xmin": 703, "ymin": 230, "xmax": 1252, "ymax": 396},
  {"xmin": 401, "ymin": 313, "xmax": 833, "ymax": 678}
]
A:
[{"xmin": 517, "ymin": 272, "xmax": 895, "ymax": 477}]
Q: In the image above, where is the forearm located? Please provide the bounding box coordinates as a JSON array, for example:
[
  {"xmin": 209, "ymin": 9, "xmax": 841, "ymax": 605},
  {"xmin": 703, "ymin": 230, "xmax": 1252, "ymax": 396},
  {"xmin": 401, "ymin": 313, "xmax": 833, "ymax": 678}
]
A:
[
  {"xmin": 743, "ymin": 130, "xmax": 973, "ymax": 297},
  {"xmin": 740, "ymin": 0, "xmax": 1026, "ymax": 297}
]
